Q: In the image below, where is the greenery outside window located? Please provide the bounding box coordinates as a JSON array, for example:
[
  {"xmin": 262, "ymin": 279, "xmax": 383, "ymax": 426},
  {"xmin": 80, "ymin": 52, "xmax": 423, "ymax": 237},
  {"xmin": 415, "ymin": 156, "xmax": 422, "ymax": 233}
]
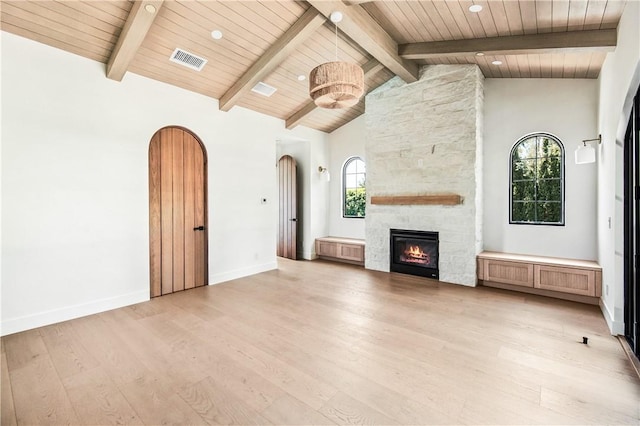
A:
[
  {"xmin": 343, "ymin": 157, "xmax": 366, "ymax": 218},
  {"xmin": 510, "ymin": 133, "xmax": 565, "ymax": 225}
]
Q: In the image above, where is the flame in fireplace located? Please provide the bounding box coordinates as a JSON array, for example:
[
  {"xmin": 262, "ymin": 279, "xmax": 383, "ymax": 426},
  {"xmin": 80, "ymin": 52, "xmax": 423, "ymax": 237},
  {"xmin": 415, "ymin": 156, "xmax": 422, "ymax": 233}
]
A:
[{"xmin": 404, "ymin": 245, "xmax": 430, "ymax": 263}]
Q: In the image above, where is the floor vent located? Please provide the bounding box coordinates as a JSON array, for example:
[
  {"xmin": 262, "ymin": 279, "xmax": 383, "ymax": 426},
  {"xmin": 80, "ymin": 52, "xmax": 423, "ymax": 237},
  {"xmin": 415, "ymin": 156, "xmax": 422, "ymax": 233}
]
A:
[
  {"xmin": 251, "ymin": 81, "xmax": 277, "ymax": 97},
  {"xmin": 170, "ymin": 48, "xmax": 207, "ymax": 71}
]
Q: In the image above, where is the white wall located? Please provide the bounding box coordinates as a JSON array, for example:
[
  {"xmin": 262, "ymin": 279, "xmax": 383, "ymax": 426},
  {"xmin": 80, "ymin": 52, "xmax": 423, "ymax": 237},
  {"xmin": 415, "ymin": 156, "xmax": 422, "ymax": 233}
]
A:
[
  {"xmin": 597, "ymin": 0, "xmax": 640, "ymax": 334},
  {"xmin": 327, "ymin": 115, "xmax": 366, "ymax": 239},
  {"xmin": 0, "ymin": 30, "xmax": 4, "ymax": 335},
  {"xmin": 1, "ymin": 32, "xmax": 327, "ymax": 335},
  {"xmin": 484, "ymin": 79, "xmax": 598, "ymax": 260},
  {"xmin": 308, "ymin": 135, "xmax": 330, "ymax": 255}
]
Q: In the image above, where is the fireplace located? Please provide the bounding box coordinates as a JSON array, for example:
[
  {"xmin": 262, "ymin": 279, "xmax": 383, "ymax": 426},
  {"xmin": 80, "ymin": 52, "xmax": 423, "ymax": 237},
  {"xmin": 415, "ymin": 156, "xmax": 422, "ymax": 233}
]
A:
[{"xmin": 390, "ymin": 229, "xmax": 439, "ymax": 279}]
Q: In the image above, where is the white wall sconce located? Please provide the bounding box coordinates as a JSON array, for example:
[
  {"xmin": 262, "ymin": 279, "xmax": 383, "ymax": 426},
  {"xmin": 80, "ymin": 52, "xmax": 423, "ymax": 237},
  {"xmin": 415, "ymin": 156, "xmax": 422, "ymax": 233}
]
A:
[
  {"xmin": 318, "ymin": 166, "xmax": 330, "ymax": 182},
  {"xmin": 575, "ymin": 135, "xmax": 601, "ymax": 164}
]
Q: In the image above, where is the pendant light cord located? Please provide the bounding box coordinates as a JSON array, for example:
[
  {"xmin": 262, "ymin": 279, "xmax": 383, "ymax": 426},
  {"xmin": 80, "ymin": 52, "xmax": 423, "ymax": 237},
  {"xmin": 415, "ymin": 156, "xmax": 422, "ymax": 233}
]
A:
[{"xmin": 335, "ymin": 23, "xmax": 338, "ymax": 61}]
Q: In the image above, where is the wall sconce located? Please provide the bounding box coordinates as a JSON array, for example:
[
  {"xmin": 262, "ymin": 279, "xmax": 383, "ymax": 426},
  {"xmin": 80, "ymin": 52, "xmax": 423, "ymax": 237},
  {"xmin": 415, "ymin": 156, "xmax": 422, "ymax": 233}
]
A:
[
  {"xmin": 575, "ymin": 134, "xmax": 601, "ymax": 164},
  {"xmin": 318, "ymin": 166, "xmax": 330, "ymax": 182}
]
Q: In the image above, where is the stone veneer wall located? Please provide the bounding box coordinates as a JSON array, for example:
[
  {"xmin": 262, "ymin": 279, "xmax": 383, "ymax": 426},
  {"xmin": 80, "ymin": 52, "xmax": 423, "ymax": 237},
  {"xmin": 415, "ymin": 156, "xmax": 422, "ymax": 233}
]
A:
[{"xmin": 364, "ymin": 65, "xmax": 484, "ymax": 286}]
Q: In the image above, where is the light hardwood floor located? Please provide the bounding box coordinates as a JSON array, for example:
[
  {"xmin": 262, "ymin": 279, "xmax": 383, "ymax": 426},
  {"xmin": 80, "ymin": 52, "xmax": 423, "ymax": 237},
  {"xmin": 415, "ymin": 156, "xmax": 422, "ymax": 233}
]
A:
[{"xmin": 2, "ymin": 258, "xmax": 639, "ymax": 425}]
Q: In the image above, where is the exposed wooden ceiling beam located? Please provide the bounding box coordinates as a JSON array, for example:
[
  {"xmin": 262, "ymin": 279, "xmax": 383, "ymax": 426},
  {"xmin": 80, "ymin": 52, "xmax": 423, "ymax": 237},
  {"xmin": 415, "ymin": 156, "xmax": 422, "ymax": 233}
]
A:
[
  {"xmin": 285, "ymin": 102, "xmax": 318, "ymax": 131},
  {"xmin": 343, "ymin": 0, "xmax": 375, "ymax": 5},
  {"xmin": 306, "ymin": 0, "xmax": 418, "ymax": 84},
  {"xmin": 219, "ymin": 8, "xmax": 325, "ymax": 112},
  {"xmin": 399, "ymin": 29, "xmax": 617, "ymax": 59},
  {"xmin": 106, "ymin": 0, "xmax": 163, "ymax": 81},
  {"xmin": 285, "ymin": 58, "xmax": 384, "ymax": 130}
]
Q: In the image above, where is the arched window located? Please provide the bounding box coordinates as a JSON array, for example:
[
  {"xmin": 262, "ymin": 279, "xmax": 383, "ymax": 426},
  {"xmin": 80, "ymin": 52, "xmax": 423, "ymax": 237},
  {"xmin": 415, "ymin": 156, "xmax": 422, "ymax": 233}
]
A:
[
  {"xmin": 510, "ymin": 133, "xmax": 565, "ymax": 225},
  {"xmin": 343, "ymin": 156, "xmax": 366, "ymax": 218}
]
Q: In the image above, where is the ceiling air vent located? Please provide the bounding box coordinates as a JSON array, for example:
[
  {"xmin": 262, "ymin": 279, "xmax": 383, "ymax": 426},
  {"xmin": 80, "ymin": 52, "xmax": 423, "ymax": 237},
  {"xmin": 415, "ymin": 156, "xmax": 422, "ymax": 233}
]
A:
[
  {"xmin": 170, "ymin": 48, "xmax": 207, "ymax": 71},
  {"xmin": 251, "ymin": 81, "xmax": 277, "ymax": 97}
]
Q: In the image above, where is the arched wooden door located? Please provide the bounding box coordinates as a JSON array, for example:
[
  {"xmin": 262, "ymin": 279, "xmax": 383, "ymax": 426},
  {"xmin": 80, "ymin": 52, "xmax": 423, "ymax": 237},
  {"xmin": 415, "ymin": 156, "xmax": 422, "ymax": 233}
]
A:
[
  {"xmin": 149, "ymin": 126, "xmax": 208, "ymax": 297},
  {"xmin": 278, "ymin": 155, "xmax": 297, "ymax": 260}
]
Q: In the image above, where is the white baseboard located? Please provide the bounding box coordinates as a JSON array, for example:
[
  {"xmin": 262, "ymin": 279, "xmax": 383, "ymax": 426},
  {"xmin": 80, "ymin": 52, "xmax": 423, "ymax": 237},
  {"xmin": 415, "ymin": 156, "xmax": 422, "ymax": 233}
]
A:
[
  {"xmin": 209, "ymin": 261, "xmax": 277, "ymax": 285},
  {"xmin": 599, "ymin": 298, "xmax": 625, "ymax": 335},
  {"xmin": 301, "ymin": 249, "xmax": 317, "ymax": 260},
  {"xmin": 1, "ymin": 290, "xmax": 149, "ymax": 336}
]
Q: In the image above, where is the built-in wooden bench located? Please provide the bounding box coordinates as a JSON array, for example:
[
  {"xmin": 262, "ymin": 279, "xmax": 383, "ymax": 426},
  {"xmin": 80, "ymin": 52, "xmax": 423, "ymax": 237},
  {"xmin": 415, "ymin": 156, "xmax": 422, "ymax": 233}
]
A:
[
  {"xmin": 477, "ymin": 251, "xmax": 602, "ymax": 305},
  {"xmin": 315, "ymin": 237, "xmax": 365, "ymax": 266}
]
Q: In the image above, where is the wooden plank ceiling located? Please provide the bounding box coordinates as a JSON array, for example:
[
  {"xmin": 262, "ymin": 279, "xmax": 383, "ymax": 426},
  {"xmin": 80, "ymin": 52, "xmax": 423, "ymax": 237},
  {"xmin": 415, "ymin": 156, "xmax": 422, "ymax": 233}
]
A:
[{"xmin": 0, "ymin": 0, "xmax": 626, "ymax": 133}]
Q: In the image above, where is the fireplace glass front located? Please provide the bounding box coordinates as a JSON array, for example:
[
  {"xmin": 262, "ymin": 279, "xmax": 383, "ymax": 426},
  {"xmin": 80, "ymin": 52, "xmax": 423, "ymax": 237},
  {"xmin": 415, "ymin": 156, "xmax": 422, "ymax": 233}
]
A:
[{"xmin": 390, "ymin": 229, "xmax": 439, "ymax": 279}]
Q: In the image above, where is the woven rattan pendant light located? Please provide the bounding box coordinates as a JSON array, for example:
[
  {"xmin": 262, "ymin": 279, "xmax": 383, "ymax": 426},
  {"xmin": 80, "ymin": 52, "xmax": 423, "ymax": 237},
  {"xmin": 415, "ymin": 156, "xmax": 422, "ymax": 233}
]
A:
[{"xmin": 309, "ymin": 12, "xmax": 364, "ymax": 109}]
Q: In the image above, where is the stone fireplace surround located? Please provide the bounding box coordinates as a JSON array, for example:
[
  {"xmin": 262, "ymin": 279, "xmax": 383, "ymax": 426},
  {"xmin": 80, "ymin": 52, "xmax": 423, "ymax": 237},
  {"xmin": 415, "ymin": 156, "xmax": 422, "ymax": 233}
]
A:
[{"xmin": 364, "ymin": 65, "xmax": 484, "ymax": 287}]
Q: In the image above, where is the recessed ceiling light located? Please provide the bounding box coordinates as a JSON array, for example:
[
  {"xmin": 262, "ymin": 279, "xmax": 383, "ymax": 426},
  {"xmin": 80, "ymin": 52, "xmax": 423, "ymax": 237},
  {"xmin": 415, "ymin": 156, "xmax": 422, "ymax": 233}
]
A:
[
  {"xmin": 330, "ymin": 11, "xmax": 343, "ymax": 23},
  {"xmin": 475, "ymin": 52, "xmax": 485, "ymax": 56},
  {"xmin": 297, "ymin": 75, "xmax": 306, "ymax": 81},
  {"xmin": 144, "ymin": 4, "xmax": 156, "ymax": 13},
  {"xmin": 211, "ymin": 30, "xmax": 223, "ymax": 40},
  {"xmin": 492, "ymin": 60, "xmax": 503, "ymax": 65},
  {"xmin": 469, "ymin": 4, "xmax": 483, "ymax": 13}
]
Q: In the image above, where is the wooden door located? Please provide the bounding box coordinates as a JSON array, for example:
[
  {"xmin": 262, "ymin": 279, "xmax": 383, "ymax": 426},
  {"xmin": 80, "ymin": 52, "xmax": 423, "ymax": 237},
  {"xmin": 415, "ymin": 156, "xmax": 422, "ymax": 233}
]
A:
[
  {"xmin": 278, "ymin": 155, "xmax": 297, "ymax": 259},
  {"xmin": 149, "ymin": 126, "xmax": 208, "ymax": 297}
]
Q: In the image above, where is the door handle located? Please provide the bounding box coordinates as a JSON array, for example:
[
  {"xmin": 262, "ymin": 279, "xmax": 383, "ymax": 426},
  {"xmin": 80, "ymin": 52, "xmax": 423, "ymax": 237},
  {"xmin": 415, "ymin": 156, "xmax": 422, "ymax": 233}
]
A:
[
  {"xmin": 193, "ymin": 226, "xmax": 205, "ymax": 231},
  {"xmin": 289, "ymin": 218, "xmax": 297, "ymax": 222}
]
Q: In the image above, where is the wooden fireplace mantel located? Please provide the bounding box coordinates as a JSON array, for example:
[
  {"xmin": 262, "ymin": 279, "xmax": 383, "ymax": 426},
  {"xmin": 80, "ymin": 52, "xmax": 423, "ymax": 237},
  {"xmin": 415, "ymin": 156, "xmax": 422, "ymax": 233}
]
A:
[{"xmin": 370, "ymin": 194, "xmax": 463, "ymax": 206}]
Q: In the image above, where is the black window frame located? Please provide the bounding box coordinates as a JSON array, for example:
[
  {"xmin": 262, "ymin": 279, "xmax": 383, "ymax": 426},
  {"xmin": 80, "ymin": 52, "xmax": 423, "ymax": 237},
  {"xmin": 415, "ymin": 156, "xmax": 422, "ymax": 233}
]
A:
[
  {"xmin": 342, "ymin": 156, "xmax": 366, "ymax": 219},
  {"xmin": 509, "ymin": 132, "xmax": 565, "ymax": 226}
]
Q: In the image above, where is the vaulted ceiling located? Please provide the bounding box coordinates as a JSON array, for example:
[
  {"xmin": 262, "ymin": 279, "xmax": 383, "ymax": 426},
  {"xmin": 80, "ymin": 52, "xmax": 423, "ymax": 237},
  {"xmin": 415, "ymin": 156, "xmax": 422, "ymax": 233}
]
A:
[{"xmin": 1, "ymin": 1, "xmax": 626, "ymax": 133}]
